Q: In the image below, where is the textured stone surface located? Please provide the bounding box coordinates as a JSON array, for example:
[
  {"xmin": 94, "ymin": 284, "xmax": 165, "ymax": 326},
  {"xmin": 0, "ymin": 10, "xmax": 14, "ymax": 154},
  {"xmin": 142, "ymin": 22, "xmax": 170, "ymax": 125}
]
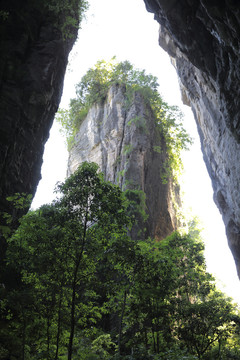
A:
[
  {"xmin": 143, "ymin": 0, "xmax": 240, "ymax": 275},
  {"xmin": 0, "ymin": 0, "xmax": 78, "ymax": 229},
  {"xmin": 68, "ymin": 85, "xmax": 179, "ymax": 240}
]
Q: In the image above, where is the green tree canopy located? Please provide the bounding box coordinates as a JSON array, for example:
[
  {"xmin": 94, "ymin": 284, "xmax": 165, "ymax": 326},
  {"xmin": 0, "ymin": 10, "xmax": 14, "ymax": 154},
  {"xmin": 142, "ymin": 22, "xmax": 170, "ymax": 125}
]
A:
[
  {"xmin": 1, "ymin": 163, "xmax": 239, "ymax": 360},
  {"xmin": 2, "ymin": 162, "xmax": 133, "ymax": 360}
]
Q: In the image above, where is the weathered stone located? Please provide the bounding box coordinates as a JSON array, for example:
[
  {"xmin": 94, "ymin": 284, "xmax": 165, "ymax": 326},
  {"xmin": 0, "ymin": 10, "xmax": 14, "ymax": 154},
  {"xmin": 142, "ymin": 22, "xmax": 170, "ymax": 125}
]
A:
[
  {"xmin": 143, "ymin": 0, "xmax": 240, "ymax": 276},
  {"xmin": 0, "ymin": 0, "xmax": 78, "ymax": 234},
  {"xmin": 68, "ymin": 85, "xmax": 179, "ymax": 240}
]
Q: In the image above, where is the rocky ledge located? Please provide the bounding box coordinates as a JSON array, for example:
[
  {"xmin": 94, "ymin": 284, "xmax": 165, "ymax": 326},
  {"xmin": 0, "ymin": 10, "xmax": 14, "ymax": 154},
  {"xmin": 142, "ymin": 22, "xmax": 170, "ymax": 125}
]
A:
[{"xmin": 144, "ymin": 0, "xmax": 240, "ymax": 275}]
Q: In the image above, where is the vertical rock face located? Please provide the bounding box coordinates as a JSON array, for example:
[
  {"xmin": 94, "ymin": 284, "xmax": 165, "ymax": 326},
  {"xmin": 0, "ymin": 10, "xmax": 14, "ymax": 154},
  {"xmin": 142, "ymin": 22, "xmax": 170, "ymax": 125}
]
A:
[
  {"xmin": 68, "ymin": 85, "xmax": 179, "ymax": 240},
  {"xmin": 0, "ymin": 0, "xmax": 78, "ymax": 224},
  {"xmin": 143, "ymin": 0, "xmax": 240, "ymax": 275}
]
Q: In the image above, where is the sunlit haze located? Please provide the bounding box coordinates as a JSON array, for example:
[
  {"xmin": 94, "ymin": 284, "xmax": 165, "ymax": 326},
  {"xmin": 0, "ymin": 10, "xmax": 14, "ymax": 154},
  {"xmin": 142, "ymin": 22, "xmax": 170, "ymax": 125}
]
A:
[{"xmin": 32, "ymin": 0, "xmax": 240, "ymax": 303}]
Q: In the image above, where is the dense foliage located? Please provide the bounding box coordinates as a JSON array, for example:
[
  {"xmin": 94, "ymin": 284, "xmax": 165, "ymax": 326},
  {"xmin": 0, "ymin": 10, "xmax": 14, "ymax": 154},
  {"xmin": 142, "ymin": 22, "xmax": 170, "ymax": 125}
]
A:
[
  {"xmin": 57, "ymin": 59, "xmax": 192, "ymax": 182},
  {"xmin": 42, "ymin": 0, "xmax": 89, "ymax": 39},
  {"xmin": 0, "ymin": 163, "xmax": 239, "ymax": 360}
]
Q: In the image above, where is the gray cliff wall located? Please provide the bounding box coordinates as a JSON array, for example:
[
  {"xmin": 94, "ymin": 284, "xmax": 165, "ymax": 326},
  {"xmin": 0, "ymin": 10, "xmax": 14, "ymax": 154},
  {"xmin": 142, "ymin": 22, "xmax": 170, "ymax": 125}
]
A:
[
  {"xmin": 0, "ymin": 0, "xmax": 79, "ymax": 229},
  {"xmin": 68, "ymin": 85, "xmax": 179, "ymax": 240},
  {"xmin": 143, "ymin": 0, "xmax": 240, "ymax": 276}
]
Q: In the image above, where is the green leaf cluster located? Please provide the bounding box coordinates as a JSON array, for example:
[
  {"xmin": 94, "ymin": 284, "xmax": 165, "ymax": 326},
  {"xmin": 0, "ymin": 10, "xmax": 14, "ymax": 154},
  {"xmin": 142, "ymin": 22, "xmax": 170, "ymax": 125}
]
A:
[
  {"xmin": 42, "ymin": 0, "xmax": 89, "ymax": 40},
  {"xmin": 0, "ymin": 10, "xmax": 9, "ymax": 20},
  {"xmin": 1, "ymin": 164, "xmax": 239, "ymax": 359},
  {"xmin": 0, "ymin": 193, "xmax": 32, "ymax": 240}
]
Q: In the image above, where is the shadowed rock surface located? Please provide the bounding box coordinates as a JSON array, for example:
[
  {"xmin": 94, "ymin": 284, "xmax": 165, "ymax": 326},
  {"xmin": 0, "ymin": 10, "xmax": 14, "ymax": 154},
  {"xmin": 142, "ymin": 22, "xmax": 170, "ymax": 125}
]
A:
[
  {"xmin": 143, "ymin": 0, "xmax": 240, "ymax": 276},
  {"xmin": 68, "ymin": 85, "xmax": 179, "ymax": 240},
  {"xmin": 0, "ymin": 0, "xmax": 79, "ymax": 229},
  {"xmin": 1, "ymin": 0, "xmax": 240, "ymax": 279}
]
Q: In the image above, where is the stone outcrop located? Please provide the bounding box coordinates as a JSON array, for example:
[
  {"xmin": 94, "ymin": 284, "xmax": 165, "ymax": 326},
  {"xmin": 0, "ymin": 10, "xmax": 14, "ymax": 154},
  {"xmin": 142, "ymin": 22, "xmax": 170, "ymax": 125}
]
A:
[
  {"xmin": 68, "ymin": 85, "xmax": 179, "ymax": 240},
  {"xmin": 143, "ymin": 0, "xmax": 240, "ymax": 275},
  {"xmin": 0, "ymin": 0, "xmax": 79, "ymax": 231}
]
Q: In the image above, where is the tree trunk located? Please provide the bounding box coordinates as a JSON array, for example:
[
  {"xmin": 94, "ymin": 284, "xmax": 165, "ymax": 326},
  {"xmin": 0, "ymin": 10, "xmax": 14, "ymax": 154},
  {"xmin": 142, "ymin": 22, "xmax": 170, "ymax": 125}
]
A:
[
  {"xmin": 151, "ymin": 325, "xmax": 156, "ymax": 353},
  {"xmin": 67, "ymin": 264, "xmax": 79, "ymax": 360},
  {"xmin": 68, "ymin": 208, "xmax": 88, "ymax": 360},
  {"xmin": 21, "ymin": 315, "xmax": 26, "ymax": 360},
  {"xmin": 47, "ymin": 315, "xmax": 50, "ymax": 359},
  {"xmin": 55, "ymin": 289, "xmax": 63, "ymax": 360},
  {"xmin": 118, "ymin": 289, "xmax": 127, "ymax": 355},
  {"xmin": 144, "ymin": 329, "xmax": 148, "ymax": 351}
]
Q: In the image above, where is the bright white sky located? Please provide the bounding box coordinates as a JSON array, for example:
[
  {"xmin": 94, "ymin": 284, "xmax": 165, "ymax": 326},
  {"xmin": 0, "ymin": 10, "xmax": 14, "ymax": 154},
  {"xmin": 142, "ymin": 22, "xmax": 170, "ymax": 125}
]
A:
[{"xmin": 32, "ymin": 0, "xmax": 240, "ymax": 302}]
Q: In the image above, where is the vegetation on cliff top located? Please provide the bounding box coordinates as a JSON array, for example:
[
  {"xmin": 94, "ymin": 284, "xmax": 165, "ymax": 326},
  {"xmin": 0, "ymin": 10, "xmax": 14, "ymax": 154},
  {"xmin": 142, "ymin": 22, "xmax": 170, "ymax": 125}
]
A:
[
  {"xmin": 42, "ymin": 0, "xmax": 89, "ymax": 39},
  {"xmin": 0, "ymin": 0, "xmax": 89, "ymax": 41},
  {"xmin": 57, "ymin": 58, "xmax": 192, "ymax": 182}
]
